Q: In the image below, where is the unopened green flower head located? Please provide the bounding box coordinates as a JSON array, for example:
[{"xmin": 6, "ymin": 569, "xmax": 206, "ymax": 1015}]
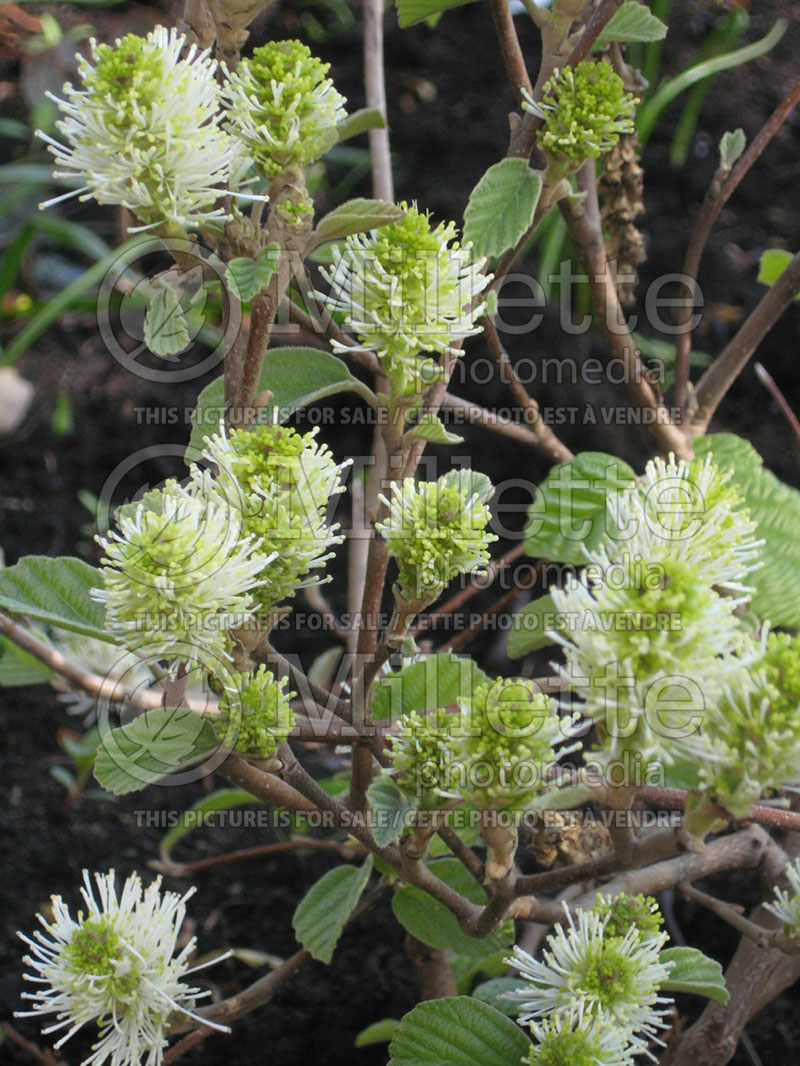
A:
[
  {"xmin": 607, "ymin": 454, "xmax": 762, "ymax": 602},
  {"xmin": 592, "ymin": 893, "xmax": 664, "ymax": 942},
  {"xmin": 522, "ymin": 61, "xmax": 635, "ymax": 166},
  {"xmin": 389, "ymin": 709, "xmax": 454, "ymax": 808},
  {"xmin": 17, "ymin": 870, "xmax": 227, "ymax": 1066},
  {"xmin": 198, "ymin": 422, "xmax": 348, "ymax": 610},
  {"xmin": 92, "ymin": 480, "xmax": 272, "ymax": 675},
  {"xmin": 39, "ymin": 27, "xmax": 235, "ymax": 231},
  {"xmin": 377, "ymin": 469, "xmax": 497, "ymax": 600},
  {"xmin": 217, "ymin": 665, "xmax": 296, "ymax": 758},
  {"xmin": 548, "ymin": 550, "xmax": 750, "ymax": 767},
  {"xmin": 698, "ymin": 632, "xmax": 800, "ymax": 817},
  {"xmin": 451, "ymin": 678, "xmax": 580, "ymax": 809},
  {"xmin": 223, "ymin": 39, "xmax": 346, "ymax": 178},
  {"xmin": 505, "ymin": 906, "xmax": 672, "ymax": 1059},
  {"xmin": 765, "ymin": 857, "xmax": 800, "ymax": 937},
  {"xmin": 322, "ymin": 203, "xmax": 490, "ymax": 396},
  {"xmin": 526, "ymin": 1016, "xmax": 634, "ymax": 1066}
]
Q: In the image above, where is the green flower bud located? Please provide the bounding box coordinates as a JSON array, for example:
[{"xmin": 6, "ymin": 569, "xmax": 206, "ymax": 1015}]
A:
[
  {"xmin": 217, "ymin": 665, "xmax": 296, "ymax": 758},
  {"xmin": 388, "ymin": 709, "xmax": 454, "ymax": 808},
  {"xmin": 765, "ymin": 857, "xmax": 800, "ymax": 938},
  {"xmin": 592, "ymin": 893, "xmax": 664, "ymax": 942}
]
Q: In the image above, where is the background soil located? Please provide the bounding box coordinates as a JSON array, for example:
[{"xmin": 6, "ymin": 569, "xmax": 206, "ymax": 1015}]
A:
[{"xmin": 2, "ymin": 1, "xmax": 800, "ymax": 1063}]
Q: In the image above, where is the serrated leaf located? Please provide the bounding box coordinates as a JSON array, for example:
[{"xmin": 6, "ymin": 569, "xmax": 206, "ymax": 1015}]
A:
[
  {"xmin": 471, "ymin": 976, "xmax": 525, "ymax": 1016},
  {"xmin": 144, "ymin": 284, "xmax": 189, "ymax": 358},
  {"xmin": 389, "ymin": 996, "xmax": 531, "ymax": 1066},
  {"xmin": 335, "ymin": 107, "xmax": 386, "ymax": 144},
  {"xmin": 525, "ymin": 452, "xmax": 637, "ymax": 565},
  {"xmin": 93, "ymin": 706, "xmax": 219, "ymax": 795},
  {"xmin": 225, "ymin": 244, "xmax": 280, "ymax": 303},
  {"xmin": 757, "ymin": 248, "xmax": 799, "ymax": 298},
  {"xmin": 720, "ymin": 128, "xmax": 746, "ymax": 169},
  {"xmin": 187, "ymin": 347, "xmax": 370, "ymax": 461},
  {"xmin": 355, "ymin": 1018, "xmax": 401, "ymax": 1048},
  {"xmin": 392, "ymin": 858, "xmax": 513, "ymax": 958},
  {"xmin": 314, "ymin": 198, "xmax": 405, "ymax": 242},
  {"xmin": 396, "ymin": 0, "xmax": 479, "ymax": 28},
  {"xmin": 292, "ymin": 856, "xmax": 373, "ymax": 963},
  {"xmin": 695, "ymin": 434, "xmax": 800, "ymax": 626},
  {"xmin": 366, "ymin": 775, "xmax": 417, "ymax": 847},
  {"xmin": 660, "ymin": 946, "xmax": 729, "ymax": 1004},
  {"xmin": 371, "ymin": 652, "xmax": 490, "ymax": 722},
  {"xmin": 463, "ymin": 159, "xmax": 543, "ymax": 259},
  {"xmin": 160, "ymin": 789, "xmax": 261, "ymax": 863},
  {"xmin": 0, "ymin": 636, "xmax": 54, "ymax": 687},
  {"xmin": 596, "ymin": 1, "xmax": 668, "ymax": 45},
  {"xmin": 0, "ymin": 556, "xmax": 110, "ymax": 641},
  {"xmin": 507, "ymin": 592, "xmax": 557, "ymax": 658},
  {"xmin": 409, "ymin": 412, "xmax": 463, "ymax": 445}
]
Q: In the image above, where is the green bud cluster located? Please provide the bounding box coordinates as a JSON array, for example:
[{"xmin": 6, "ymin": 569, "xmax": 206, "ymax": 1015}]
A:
[
  {"xmin": 217, "ymin": 666, "xmax": 296, "ymax": 758},
  {"xmin": 592, "ymin": 893, "xmax": 664, "ymax": 942}
]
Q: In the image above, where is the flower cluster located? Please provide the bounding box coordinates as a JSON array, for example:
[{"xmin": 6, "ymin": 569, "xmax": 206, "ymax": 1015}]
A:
[
  {"xmin": 547, "ymin": 453, "xmax": 762, "ymax": 775},
  {"xmin": 17, "ymin": 870, "xmax": 226, "ymax": 1066},
  {"xmin": 523, "ymin": 61, "xmax": 635, "ymax": 168},
  {"xmin": 695, "ymin": 631, "xmax": 800, "ymax": 817},
  {"xmin": 592, "ymin": 893, "xmax": 664, "ymax": 942},
  {"xmin": 92, "ymin": 480, "xmax": 272, "ymax": 675},
  {"xmin": 506, "ymin": 901, "xmax": 673, "ymax": 1064},
  {"xmin": 765, "ymin": 857, "xmax": 800, "ymax": 937},
  {"xmin": 321, "ymin": 203, "xmax": 490, "ymax": 396},
  {"xmin": 39, "ymin": 27, "xmax": 235, "ymax": 231},
  {"xmin": 197, "ymin": 422, "xmax": 348, "ymax": 610},
  {"xmin": 377, "ymin": 469, "xmax": 497, "ymax": 600},
  {"xmin": 223, "ymin": 39, "xmax": 346, "ymax": 179},
  {"xmin": 389, "ymin": 708, "xmax": 454, "ymax": 809},
  {"xmin": 216, "ymin": 665, "xmax": 296, "ymax": 758}
]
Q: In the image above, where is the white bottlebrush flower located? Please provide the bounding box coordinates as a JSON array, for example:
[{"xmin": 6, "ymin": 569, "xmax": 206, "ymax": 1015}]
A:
[
  {"xmin": 526, "ymin": 1014, "xmax": 634, "ymax": 1066},
  {"xmin": 17, "ymin": 870, "xmax": 228, "ymax": 1066},
  {"xmin": 92, "ymin": 479, "xmax": 273, "ymax": 674},
  {"xmin": 548, "ymin": 549, "xmax": 752, "ymax": 767},
  {"xmin": 377, "ymin": 469, "xmax": 497, "ymax": 600},
  {"xmin": 223, "ymin": 38, "xmax": 347, "ymax": 179},
  {"xmin": 505, "ymin": 906, "xmax": 673, "ymax": 1059},
  {"xmin": 196, "ymin": 421, "xmax": 349, "ymax": 609},
  {"xmin": 320, "ymin": 202, "xmax": 490, "ymax": 396},
  {"xmin": 606, "ymin": 454, "xmax": 762, "ymax": 602},
  {"xmin": 38, "ymin": 27, "xmax": 235, "ymax": 231},
  {"xmin": 765, "ymin": 857, "xmax": 800, "ymax": 937}
]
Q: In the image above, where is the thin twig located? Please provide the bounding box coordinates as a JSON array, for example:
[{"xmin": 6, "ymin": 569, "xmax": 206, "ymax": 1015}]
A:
[
  {"xmin": 154, "ymin": 836, "xmax": 361, "ymax": 878},
  {"xmin": 754, "ymin": 361, "xmax": 800, "ymax": 452},
  {"xmin": 490, "ymin": 0, "xmax": 532, "ymax": 104},
  {"xmin": 363, "ymin": 0, "xmax": 393, "ymax": 202}
]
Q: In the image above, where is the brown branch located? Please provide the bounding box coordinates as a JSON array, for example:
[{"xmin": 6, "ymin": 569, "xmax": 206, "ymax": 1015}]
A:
[
  {"xmin": 490, "ymin": 0, "xmax": 532, "ymax": 104},
  {"xmin": 638, "ymin": 785, "xmax": 800, "ymax": 834},
  {"xmin": 363, "ymin": 0, "xmax": 393, "ymax": 202},
  {"xmin": 674, "ymin": 74, "xmax": 800, "ymax": 410},
  {"xmin": 440, "ymin": 392, "xmax": 552, "ymax": 449},
  {"xmin": 219, "ymin": 753, "xmax": 318, "ymax": 813},
  {"xmin": 405, "ymin": 934, "xmax": 458, "ymax": 999}
]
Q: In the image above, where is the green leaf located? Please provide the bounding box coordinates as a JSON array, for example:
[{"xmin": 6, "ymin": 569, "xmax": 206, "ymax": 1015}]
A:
[
  {"xmin": 409, "ymin": 412, "xmax": 464, "ymax": 445},
  {"xmin": 451, "ymin": 950, "xmax": 510, "ymax": 995},
  {"xmin": 371, "ymin": 652, "xmax": 490, "ymax": 722},
  {"xmin": 596, "ymin": 1, "xmax": 668, "ymax": 45},
  {"xmin": 335, "ymin": 107, "xmax": 386, "ymax": 144},
  {"xmin": 695, "ymin": 434, "xmax": 800, "ymax": 626},
  {"xmin": 392, "ymin": 859, "xmax": 513, "ymax": 958},
  {"xmin": 389, "ymin": 996, "xmax": 531, "ymax": 1066},
  {"xmin": 144, "ymin": 284, "xmax": 190, "ymax": 358},
  {"xmin": 507, "ymin": 592, "xmax": 557, "ymax": 658},
  {"xmin": 757, "ymin": 248, "xmax": 799, "ymax": 298},
  {"xmin": 525, "ymin": 452, "xmax": 637, "ymax": 565},
  {"xmin": 0, "ymin": 636, "xmax": 54, "ymax": 687},
  {"xmin": 366, "ymin": 775, "xmax": 417, "ymax": 847},
  {"xmin": 292, "ymin": 856, "xmax": 373, "ymax": 963},
  {"xmin": 355, "ymin": 1019, "xmax": 401, "ymax": 1048},
  {"xmin": 660, "ymin": 946, "xmax": 729, "ymax": 1005},
  {"xmin": 719, "ymin": 128, "xmax": 746, "ymax": 169},
  {"xmin": 314, "ymin": 198, "xmax": 406, "ymax": 242},
  {"xmin": 159, "ymin": 789, "xmax": 261, "ymax": 863},
  {"xmin": 0, "ymin": 556, "xmax": 109, "ymax": 641},
  {"xmin": 395, "ymin": 0, "xmax": 479, "ymax": 29},
  {"xmin": 463, "ymin": 159, "xmax": 543, "ymax": 260},
  {"xmin": 225, "ymin": 244, "xmax": 280, "ymax": 303},
  {"xmin": 93, "ymin": 706, "xmax": 219, "ymax": 795},
  {"xmin": 187, "ymin": 347, "xmax": 372, "ymax": 461},
  {"xmin": 471, "ymin": 976, "xmax": 525, "ymax": 1016}
]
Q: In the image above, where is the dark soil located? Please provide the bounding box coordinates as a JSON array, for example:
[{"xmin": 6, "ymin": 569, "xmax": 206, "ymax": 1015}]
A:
[{"xmin": 2, "ymin": 1, "xmax": 800, "ymax": 1063}]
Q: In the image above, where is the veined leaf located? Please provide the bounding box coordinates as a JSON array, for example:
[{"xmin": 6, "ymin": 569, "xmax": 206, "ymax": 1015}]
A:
[
  {"xmin": 144, "ymin": 284, "xmax": 189, "ymax": 358},
  {"xmin": 660, "ymin": 946, "xmax": 729, "ymax": 1005},
  {"xmin": 371, "ymin": 652, "xmax": 489, "ymax": 722},
  {"xmin": 719, "ymin": 128, "xmax": 746, "ymax": 170},
  {"xmin": 409, "ymin": 412, "xmax": 464, "ymax": 445},
  {"xmin": 0, "ymin": 556, "xmax": 109, "ymax": 641},
  {"xmin": 507, "ymin": 592, "xmax": 557, "ymax": 658},
  {"xmin": 366, "ymin": 775, "xmax": 416, "ymax": 847},
  {"xmin": 596, "ymin": 1, "xmax": 668, "ymax": 45},
  {"xmin": 395, "ymin": 0, "xmax": 480, "ymax": 29},
  {"xmin": 292, "ymin": 856, "xmax": 373, "ymax": 963},
  {"xmin": 463, "ymin": 159, "xmax": 543, "ymax": 260},
  {"xmin": 314, "ymin": 199, "xmax": 405, "ymax": 242},
  {"xmin": 389, "ymin": 996, "xmax": 531, "ymax": 1066},
  {"xmin": 0, "ymin": 636, "xmax": 54, "ymax": 687},
  {"xmin": 225, "ymin": 244, "xmax": 280, "ymax": 303}
]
